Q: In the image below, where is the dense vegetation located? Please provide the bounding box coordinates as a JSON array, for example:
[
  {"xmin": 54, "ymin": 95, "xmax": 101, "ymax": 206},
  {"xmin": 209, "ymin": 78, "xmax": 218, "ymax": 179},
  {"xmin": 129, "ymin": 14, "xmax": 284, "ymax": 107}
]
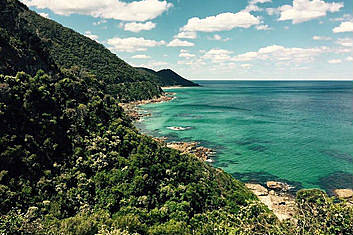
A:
[
  {"xmin": 0, "ymin": 0, "xmax": 352, "ymax": 234},
  {"xmin": 137, "ymin": 68, "xmax": 199, "ymax": 87},
  {"xmin": 0, "ymin": 70, "xmax": 281, "ymax": 234}
]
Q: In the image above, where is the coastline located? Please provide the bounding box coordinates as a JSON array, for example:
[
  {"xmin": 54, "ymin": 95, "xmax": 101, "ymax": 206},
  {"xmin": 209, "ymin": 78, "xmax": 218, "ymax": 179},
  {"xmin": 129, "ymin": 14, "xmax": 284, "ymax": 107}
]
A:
[
  {"xmin": 120, "ymin": 91, "xmax": 353, "ymax": 221},
  {"xmin": 119, "ymin": 92, "xmax": 216, "ymax": 162}
]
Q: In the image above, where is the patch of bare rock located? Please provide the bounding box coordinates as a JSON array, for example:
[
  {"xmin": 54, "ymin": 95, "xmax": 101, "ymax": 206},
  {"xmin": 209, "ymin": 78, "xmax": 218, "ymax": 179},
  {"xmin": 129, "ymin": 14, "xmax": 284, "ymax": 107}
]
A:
[
  {"xmin": 334, "ymin": 188, "xmax": 353, "ymax": 199},
  {"xmin": 245, "ymin": 182, "xmax": 297, "ymax": 221}
]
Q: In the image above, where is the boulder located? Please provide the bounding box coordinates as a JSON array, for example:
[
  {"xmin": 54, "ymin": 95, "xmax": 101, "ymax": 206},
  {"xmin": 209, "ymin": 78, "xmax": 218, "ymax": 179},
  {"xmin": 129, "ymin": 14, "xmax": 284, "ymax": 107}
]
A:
[
  {"xmin": 245, "ymin": 183, "xmax": 268, "ymax": 196},
  {"xmin": 334, "ymin": 189, "xmax": 353, "ymax": 199},
  {"xmin": 266, "ymin": 181, "xmax": 290, "ymax": 191}
]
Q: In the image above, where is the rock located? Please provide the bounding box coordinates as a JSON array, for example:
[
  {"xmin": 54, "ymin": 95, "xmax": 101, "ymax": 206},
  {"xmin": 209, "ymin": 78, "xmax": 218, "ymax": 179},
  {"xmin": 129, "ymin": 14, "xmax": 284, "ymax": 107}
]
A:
[
  {"xmin": 266, "ymin": 181, "xmax": 290, "ymax": 191},
  {"xmin": 245, "ymin": 183, "xmax": 268, "ymax": 196},
  {"xmin": 334, "ymin": 189, "xmax": 353, "ymax": 199}
]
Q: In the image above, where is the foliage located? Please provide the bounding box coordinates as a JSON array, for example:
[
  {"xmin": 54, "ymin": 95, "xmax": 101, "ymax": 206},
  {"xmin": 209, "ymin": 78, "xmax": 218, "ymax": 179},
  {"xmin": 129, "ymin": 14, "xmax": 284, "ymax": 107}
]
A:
[
  {"xmin": 287, "ymin": 189, "xmax": 353, "ymax": 235},
  {"xmin": 0, "ymin": 71, "xmax": 278, "ymax": 234}
]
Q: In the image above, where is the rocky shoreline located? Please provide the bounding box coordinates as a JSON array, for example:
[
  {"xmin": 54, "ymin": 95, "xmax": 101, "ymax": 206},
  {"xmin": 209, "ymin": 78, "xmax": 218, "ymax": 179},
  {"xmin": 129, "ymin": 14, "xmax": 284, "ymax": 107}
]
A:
[
  {"xmin": 120, "ymin": 93, "xmax": 216, "ymax": 162},
  {"xmin": 119, "ymin": 93, "xmax": 175, "ymax": 121}
]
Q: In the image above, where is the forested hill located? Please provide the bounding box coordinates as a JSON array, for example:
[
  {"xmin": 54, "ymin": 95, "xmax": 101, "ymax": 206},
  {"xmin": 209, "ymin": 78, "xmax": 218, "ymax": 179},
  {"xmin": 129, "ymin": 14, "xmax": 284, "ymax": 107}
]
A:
[
  {"xmin": 0, "ymin": 0, "xmax": 196, "ymax": 101},
  {"xmin": 137, "ymin": 68, "xmax": 199, "ymax": 87}
]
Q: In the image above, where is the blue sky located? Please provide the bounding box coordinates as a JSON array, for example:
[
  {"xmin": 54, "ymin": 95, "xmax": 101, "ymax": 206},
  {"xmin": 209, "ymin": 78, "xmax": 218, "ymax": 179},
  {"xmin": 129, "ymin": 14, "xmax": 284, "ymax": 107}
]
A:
[{"xmin": 22, "ymin": 0, "xmax": 353, "ymax": 80}]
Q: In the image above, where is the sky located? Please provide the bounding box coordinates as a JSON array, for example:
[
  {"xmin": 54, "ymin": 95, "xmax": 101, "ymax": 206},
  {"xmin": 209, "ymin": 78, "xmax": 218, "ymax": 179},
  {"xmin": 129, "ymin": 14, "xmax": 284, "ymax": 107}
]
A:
[{"xmin": 22, "ymin": 0, "xmax": 353, "ymax": 80}]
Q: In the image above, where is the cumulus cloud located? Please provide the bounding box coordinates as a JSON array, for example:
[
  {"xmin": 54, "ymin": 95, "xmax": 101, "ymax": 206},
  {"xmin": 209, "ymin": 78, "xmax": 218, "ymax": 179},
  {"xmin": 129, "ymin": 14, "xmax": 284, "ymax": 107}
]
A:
[
  {"xmin": 256, "ymin": 24, "xmax": 271, "ymax": 30},
  {"xmin": 22, "ymin": 0, "xmax": 173, "ymax": 21},
  {"xmin": 181, "ymin": 11, "xmax": 261, "ymax": 32},
  {"xmin": 84, "ymin": 31, "xmax": 99, "ymax": 41},
  {"xmin": 312, "ymin": 36, "xmax": 332, "ymax": 40},
  {"xmin": 202, "ymin": 49, "xmax": 233, "ymax": 63},
  {"xmin": 131, "ymin": 54, "xmax": 151, "ymax": 59},
  {"xmin": 244, "ymin": 0, "xmax": 272, "ymax": 13},
  {"xmin": 277, "ymin": 0, "xmax": 343, "ymax": 24},
  {"xmin": 107, "ymin": 37, "xmax": 165, "ymax": 52},
  {"xmin": 232, "ymin": 45, "xmax": 324, "ymax": 63},
  {"xmin": 122, "ymin": 21, "xmax": 156, "ymax": 32},
  {"xmin": 328, "ymin": 59, "xmax": 342, "ymax": 64},
  {"xmin": 174, "ymin": 31, "xmax": 197, "ymax": 39},
  {"xmin": 179, "ymin": 52, "xmax": 195, "ymax": 58},
  {"xmin": 208, "ymin": 34, "xmax": 231, "ymax": 41},
  {"xmin": 333, "ymin": 21, "xmax": 353, "ymax": 33},
  {"xmin": 167, "ymin": 39, "xmax": 194, "ymax": 47}
]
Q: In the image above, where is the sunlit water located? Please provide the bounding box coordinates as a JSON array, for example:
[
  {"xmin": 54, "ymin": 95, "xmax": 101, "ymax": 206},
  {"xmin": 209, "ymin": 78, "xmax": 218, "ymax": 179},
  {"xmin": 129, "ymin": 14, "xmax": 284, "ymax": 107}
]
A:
[{"xmin": 136, "ymin": 81, "xmax": 353, "ymax": 194}]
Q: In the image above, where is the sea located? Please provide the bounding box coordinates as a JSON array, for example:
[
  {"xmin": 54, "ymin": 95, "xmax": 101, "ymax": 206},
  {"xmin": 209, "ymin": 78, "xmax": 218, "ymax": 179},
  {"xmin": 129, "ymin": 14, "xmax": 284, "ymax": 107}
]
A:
[{"xmin": 135, "ymin": 81, "xmax": 353, "ymax": 194}]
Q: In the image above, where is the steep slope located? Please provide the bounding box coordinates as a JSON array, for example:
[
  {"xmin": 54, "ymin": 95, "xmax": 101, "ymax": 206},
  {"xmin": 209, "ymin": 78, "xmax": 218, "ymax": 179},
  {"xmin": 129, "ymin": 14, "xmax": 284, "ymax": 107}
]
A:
[
  {"xmin": 0, "ymin": 0, "xmax": 163, "ymax": 101},
  {"xmin": 138, "ymin": 67, "xmax": 199, "ymax": 87}
]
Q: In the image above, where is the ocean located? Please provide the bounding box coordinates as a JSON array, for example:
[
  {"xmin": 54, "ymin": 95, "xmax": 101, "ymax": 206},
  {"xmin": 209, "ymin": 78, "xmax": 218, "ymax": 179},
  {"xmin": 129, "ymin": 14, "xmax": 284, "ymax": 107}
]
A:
[{"xmin": 136, "ymin": 81, "xmax": 353, "ymax": 194}]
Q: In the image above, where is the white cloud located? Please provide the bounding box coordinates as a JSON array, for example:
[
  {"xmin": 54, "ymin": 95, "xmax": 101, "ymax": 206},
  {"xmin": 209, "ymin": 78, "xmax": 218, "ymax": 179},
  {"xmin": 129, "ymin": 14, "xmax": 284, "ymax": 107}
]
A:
[
  {"xmin": 107, "ymin": 37, "xmax": 165, "ymax": 52},
  {"xmin": 244, "ymin": 0, "xmax": 272, "ymax": 13},
  {"xmin": 22, "ymin": 0, "xmax": 173, "ymax": 22},
  {"xmin": 84, "ymin": 31, "xmax": 99, "ymax": 41},
  {"xmin": 346, "ymin": 56, "xmax": 353, "ymax": 61},
  {"xmin": 131, "ymin": 54, "xmax": 151, "ymax": 59},
  {"xmin": 213, "ymin": 34, "xmax": 222, "ymax": 40},
  {"xmin": 249, "ymin": 0, "xmax": 272, "ymax": 4},
  {"xmin": 134, "ymin": 60, "xmax": 168, "ymax": 70},
  {"xmin": 232, "ymin": 51, "xmax": 258, "ymax": 61},
  {"xmin": 233, "ymin": 45, "xmax": 324, "ymax": 63},
  {"xmin": 38, "ymin": 12, "xmax": 49, "ymax": 18},
  {"xmin": 181, "ymin": 11, "xmax": 260, "ymax": 32},
  {"xmin": 202, "ymin": 49, "xmax": 233, "ymax": 63},
  {"xmin": 122, "ymin": 21, "xmax": 156, "ymax": 32},
  {"xmin": 256, "ymin": 24, "xmax": 271, "ymax": 30},
  {"xmin": 278, "ymin": 0, "xmax": 343, "ymax": 24},
  {"xmin": 93, "ymin": 19, "xmax": 107, "ymax": 26},
  {"xmin": 174, "ymin": 31, "xmax": 197, "ymax": 39},
  {"xmin": 330, "ymin": 14, "xmax": 353, "ymax": 22},
  {"xmin": 244, "ymin": 4, "xmax": 262, "ymax": 13},
  {"xmin": 266, "ymin": 8, "xmax": 279, "ymax": 16},
  {"xmin": 333, "ymin": 21, "xmax": 353, "ymax": 33},
  {"xmin": 312, "ymin": 36, "xmax": 332, "ymax": 40},
  {"xmin": 335, "ymin": 38, "xmax": 353, "ymax": 47},
  {"xmin": 328, "ymin": 59, "xmax": 342, "ymax": 64},
  {"xmin": 167, "ymin": 39, "xmax": 194, "ymax": 47},
  {"xmin": 179, "ymin": 52, "xmax": 195, "ymax": 58},
  {"xmin": 208, "ymin": 34, "xmax": 231, "ymax": 41}
]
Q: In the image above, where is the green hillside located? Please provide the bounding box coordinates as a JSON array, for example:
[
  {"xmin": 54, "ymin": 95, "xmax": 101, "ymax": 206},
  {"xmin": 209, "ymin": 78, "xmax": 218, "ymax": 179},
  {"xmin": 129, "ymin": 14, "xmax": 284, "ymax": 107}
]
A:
[
  {"xmin": 137, "ymin": 68, "xmax": 199, "ymax": 87},
  {"xmin": 0, "ymin": 0, "xmax": 189, "ymax": 101}
]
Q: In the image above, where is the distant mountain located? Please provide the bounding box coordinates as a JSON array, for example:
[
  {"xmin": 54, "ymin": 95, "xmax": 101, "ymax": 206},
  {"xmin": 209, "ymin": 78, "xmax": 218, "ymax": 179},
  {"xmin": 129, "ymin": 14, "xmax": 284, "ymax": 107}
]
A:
[{"xmin": 137, "ymin": 67, "xmax": 199, "ymax": 87}]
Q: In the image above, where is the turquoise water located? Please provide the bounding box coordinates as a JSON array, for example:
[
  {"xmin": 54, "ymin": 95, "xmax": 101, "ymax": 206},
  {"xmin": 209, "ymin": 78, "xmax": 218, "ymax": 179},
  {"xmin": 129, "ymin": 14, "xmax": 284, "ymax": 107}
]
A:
[{"xmin": 136, "ymin": 81, "xmax": 353, "ymax": 194}]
